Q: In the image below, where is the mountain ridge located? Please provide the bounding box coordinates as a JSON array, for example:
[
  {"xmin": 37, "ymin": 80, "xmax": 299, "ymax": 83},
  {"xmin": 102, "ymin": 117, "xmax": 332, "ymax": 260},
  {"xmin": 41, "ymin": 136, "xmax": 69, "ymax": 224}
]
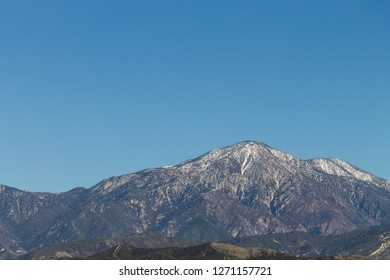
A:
[
  {"xmin": 87, "ymin": 241, "xmax": 296, "ymax": 260},
  {"xmin": 15, "ymin": 224, "xmax": 390, "ymax": 260}
]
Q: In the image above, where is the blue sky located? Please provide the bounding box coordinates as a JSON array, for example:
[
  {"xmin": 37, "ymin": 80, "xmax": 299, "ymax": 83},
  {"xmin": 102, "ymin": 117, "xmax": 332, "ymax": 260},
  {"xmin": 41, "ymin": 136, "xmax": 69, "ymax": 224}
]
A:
[{"xmin": 0, "ymin": 0, "xmax": 389, "ymax": 192}]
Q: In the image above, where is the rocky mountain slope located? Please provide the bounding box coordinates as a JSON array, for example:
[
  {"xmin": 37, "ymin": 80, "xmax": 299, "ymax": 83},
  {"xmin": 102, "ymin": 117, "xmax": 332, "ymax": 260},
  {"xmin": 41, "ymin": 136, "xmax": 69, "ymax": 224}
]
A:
[
  {"xmin": 1, "ymin": 141, "xmax": 389, "ymax": 258},
  {"xmin": 228, "ymin": 224, "xmax": 390, "ymax": 259}
]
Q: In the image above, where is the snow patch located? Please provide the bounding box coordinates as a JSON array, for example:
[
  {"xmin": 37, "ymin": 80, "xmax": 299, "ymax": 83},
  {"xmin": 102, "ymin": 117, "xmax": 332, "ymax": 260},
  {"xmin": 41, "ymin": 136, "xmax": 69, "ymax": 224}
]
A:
[
  {"xmin": 241, "ymin": 151, "xmax": 253, "ymax": 176},
  {"xmin": 312, "ymin": 158, "xmax": 374, "ymax": 182}
]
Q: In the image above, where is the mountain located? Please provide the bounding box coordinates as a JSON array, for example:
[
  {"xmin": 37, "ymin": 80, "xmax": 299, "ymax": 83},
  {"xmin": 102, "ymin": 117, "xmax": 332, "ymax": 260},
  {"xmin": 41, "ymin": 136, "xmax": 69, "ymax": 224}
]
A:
[
  {"xmin": 19, "ymin": 225, "xmax": 390, "ymax": 260},
  {"xmin": 227, "ymin": 224, "xmax": 390, "ymax": 259},
  {"xmin": 87, "ymin": 242, "xmax": 296, "ymax": 260},
  {"xmin": 1, "ymin": 140, "xmax": 390, "ymax": 259},
  {"xmin": 18, "ymin": 233, "xmax": 199, "ymax": 260}
]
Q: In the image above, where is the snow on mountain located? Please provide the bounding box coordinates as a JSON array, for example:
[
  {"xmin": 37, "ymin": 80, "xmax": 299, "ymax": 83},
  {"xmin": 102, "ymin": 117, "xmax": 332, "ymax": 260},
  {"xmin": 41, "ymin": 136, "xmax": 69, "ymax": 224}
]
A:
[
  {"xmin": 310, "ymin": 158, "xmax": 382, "ymax": 184},
  {"xmin": 1, "ymin": 140, "xmax": 389, "ymax": 259}
]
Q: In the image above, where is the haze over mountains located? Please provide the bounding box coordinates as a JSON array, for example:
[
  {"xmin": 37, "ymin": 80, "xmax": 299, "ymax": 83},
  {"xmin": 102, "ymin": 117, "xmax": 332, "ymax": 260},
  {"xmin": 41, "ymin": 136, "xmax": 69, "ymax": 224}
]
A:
[{"xmin": 1, "ymin": 141, "xmax": 390, "ymax": 259}]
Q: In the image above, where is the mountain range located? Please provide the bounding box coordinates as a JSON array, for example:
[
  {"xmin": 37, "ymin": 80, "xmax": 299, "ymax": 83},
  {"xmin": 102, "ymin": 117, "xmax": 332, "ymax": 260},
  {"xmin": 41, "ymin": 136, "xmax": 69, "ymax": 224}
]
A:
[
  {"xmin": 1, "ymin": 140, "xmax": 389, "ymax": 259},
  {"xmin": 17, "ymin": 225, "xmax": 390, "ymax": 260},
  {"xmin": 87, "ymin": 242, "xmax": 297, "ymax": 260}
]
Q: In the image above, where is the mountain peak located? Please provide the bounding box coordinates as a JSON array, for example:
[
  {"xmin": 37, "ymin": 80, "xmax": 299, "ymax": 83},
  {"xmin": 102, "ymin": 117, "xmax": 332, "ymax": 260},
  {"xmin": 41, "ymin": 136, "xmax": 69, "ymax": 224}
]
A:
[
  {"xmin": 232, "ymin": 140, "xmax": 270, "ymax": 148},
  {"xmin": 198, "ymin": 140, "xmax": 287, "ymax": 160},
  {"xmin": 176, "ymin": 140, "xmax": 300, "ymax": 178},
  {"xmin": 228, "ymin": 140, "xmax": 272, "ymax": 151}
]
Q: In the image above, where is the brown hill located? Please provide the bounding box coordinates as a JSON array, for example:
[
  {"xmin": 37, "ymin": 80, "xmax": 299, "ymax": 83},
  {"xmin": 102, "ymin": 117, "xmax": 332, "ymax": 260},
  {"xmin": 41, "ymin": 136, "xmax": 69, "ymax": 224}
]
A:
[{"xmin": 88, "ymin": 242, "xmax": 297, "ymax": 260}]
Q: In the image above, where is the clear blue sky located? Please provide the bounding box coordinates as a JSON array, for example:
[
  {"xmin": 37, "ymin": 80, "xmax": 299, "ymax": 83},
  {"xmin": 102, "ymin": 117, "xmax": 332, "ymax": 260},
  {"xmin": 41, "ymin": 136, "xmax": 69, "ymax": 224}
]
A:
[{"xmin": 0, "ymin": 0, "xmax": 389, "ymax": 192}]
